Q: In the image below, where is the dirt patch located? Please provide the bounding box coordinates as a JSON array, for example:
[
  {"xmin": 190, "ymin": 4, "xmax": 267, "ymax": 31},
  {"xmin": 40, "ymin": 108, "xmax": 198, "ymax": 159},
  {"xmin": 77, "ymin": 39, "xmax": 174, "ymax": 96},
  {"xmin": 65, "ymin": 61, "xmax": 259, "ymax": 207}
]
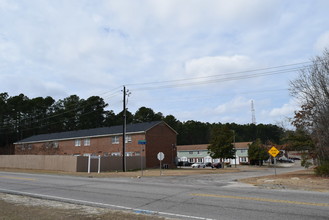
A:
[
  {"xmin": 0, "ymin": 193, "xmax": 168, "ymax": 220},
  {"xmin": 240, "ymin": 169, "xmax": 329, "ymax": 192}
]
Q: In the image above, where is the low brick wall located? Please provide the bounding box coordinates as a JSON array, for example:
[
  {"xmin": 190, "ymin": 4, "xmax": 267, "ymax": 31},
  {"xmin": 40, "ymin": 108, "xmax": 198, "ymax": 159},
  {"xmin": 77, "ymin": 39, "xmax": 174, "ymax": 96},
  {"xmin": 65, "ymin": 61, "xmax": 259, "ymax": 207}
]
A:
[{"xmin": 0, "ymin": 155, "xmax": 145, "ymax": 172}]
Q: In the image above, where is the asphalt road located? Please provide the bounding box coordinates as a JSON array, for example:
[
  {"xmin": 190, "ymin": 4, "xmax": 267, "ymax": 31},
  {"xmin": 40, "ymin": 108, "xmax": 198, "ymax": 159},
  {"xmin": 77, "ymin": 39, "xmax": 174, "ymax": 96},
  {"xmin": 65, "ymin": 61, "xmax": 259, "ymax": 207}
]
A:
[{"xmin": 0, "ymin": 166, "xmax": 328, "ymax": 220}]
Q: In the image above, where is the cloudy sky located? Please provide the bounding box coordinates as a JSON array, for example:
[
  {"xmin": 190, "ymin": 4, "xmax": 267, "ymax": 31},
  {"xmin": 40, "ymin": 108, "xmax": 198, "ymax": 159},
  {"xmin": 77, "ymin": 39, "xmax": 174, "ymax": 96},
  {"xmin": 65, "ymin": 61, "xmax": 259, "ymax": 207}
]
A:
[{"xmin": 1, "ymin": 0, "xmax": 329, "ymax": 127}]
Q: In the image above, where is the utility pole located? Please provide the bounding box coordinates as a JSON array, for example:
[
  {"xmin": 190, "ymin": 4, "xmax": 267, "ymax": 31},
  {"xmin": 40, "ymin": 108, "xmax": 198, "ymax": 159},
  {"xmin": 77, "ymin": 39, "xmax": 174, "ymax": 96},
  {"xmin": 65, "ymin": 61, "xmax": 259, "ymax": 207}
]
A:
[
  {"xmin": 122, "ymin": 86, "xmax": 126, "ymax": 172},
  {"xmin": 233, "ymin": 130, "xmax": 236, "ymax": 168},
  {"xmin": 251, "ymin": 100, "xmax": 256, "ymax": 125}
]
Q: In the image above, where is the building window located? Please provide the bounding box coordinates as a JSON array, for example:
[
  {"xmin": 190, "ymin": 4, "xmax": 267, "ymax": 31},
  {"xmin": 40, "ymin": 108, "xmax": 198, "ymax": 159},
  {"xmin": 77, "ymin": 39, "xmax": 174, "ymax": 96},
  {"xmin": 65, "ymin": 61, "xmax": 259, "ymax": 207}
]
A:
[
  {"xmin": 197, "ymin": 158, "xmax": 203, "ymax": 163},
  {"xmin": 75, "ymin": 139, "xmax": 81, "ymax": 147},
  {"xmin": 125, "ymin": 152, "xmax": 133, "ymax": 156},
  {"xmin": 84, "ymin": 138, "xmax": 90, "ymax": 146},
  {"xmin": 111, "ymin": 152, "xmax": 121, "ymax": 156},
  {"xmin": 188, "ymin": 158, "xmax": 194, "ymax": 163},
  {"xmin": 197, "ymin": 151, "xmax": 200, "ymax": 154},
  {"xmin": 125, "ymin": 135, "xmax": 132, "ymax": 143},
  {"xmin": 112, "ymin": 136, "xmax": 119, "ymax": 144},
  {"xmin": 240, "ymin": 149, "xmax": 246, "ymax": 153},
  {"xmin": 240, "ymin": 157, "xmax": 247, "ymax": 162},
  {"xmin": 189, "ymin": 151, "xmax": 193, "ymax": 154},
  {"xmin": 53, "ymin": 142, "xmax": 59, "ymax": 149}
]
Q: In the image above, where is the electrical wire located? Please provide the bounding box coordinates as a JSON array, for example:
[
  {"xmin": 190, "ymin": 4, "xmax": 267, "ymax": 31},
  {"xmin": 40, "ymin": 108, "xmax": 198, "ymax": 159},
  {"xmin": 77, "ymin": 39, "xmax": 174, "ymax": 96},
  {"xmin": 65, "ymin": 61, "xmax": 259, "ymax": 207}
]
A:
[
  {"xmin": 126, "ymin": 61, "xmax": 313, "ymax": 89},
  {"xmin": 0, "ymin": 60, "xmax": 316, "ymax": 133}
]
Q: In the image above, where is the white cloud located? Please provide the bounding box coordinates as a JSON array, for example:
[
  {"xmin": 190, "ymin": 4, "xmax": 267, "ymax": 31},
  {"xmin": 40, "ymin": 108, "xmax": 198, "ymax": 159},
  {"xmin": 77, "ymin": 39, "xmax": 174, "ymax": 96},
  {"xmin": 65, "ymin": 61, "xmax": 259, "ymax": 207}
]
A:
[
  {"xmin": 214, "ymin": 96, "xmax": 251, "ymax": 114},
  {"xmin": 315, "ymin": 31, "xmax": 329, "ymax": 52},
  {"xmin": 1, "ymin": 0, "xmax": 328, "ymax": 125},
  {"xmin": 0, "ymin": 37, "xmax": 21, "ymax": 62},
  {"xmin": 172, "ymin": 96, "xmax": 253, "ymax": 124},
  {"xmin": 268, "ymin": 99, "xmax": 298, "ymax": 117},
  {"xmin": 185, "ymin": 55, "xmax": 255, "ymax": 78}
]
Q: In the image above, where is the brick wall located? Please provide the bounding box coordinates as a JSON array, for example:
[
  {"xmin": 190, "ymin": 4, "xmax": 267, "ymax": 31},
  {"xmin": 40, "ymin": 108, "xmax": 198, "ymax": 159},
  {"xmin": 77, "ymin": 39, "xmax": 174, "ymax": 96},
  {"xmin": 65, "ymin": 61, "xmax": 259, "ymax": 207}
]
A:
[
  {"xmin": 145, "ymin": 123, "xmax": 177, "ymax": 168},
  {"xmin": 15, "ymin": 133, "xmax": 147, "ymax": 156}
]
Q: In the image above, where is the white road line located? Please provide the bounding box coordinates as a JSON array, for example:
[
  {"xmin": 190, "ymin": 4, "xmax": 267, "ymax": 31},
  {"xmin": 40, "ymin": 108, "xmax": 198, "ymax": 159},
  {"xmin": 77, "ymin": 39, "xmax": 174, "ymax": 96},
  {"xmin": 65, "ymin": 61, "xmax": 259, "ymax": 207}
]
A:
[{"xmin": 0, "ymin": 188, "xmax": 214, "ymax": 220}]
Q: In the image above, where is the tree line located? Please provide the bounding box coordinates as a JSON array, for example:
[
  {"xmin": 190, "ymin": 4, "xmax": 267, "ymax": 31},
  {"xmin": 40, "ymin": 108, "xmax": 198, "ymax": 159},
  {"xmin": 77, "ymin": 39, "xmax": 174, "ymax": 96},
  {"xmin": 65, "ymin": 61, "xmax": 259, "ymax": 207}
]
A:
[{"xmin": 0, "ymin": 93, "xmax": 285, "ymax": 154}]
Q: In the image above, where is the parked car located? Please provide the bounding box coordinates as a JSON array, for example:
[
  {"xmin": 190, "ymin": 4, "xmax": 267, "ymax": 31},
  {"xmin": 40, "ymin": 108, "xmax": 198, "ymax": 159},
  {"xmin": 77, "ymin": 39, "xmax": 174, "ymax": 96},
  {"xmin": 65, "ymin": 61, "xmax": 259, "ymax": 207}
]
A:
[
  {"xmin": 191, "ymin": 163, "xmax": 206, "ymax": 168},
  {"xmin": 211, "ymin": 162, "xmax": 222, "ymax": 168},
  {"xmin": 289, "ymin": 157, "xmax": 301, "ymax": 160},
  {"xmin": 278, "ymin": 158, "xmax": 294, "ymax": 163},
  {"xmin": 205, "ymin": 162, "xmax": 213, "ymax": 167},
  {"xmin": 177, "ymin": 161, "xmax": 192, "ymax": 166}
]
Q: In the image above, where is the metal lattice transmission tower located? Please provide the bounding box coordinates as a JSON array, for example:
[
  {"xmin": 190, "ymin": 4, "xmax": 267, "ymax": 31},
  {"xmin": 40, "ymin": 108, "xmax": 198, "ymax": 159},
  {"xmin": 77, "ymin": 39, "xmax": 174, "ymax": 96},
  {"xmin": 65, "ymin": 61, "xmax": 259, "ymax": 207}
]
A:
[{"xmin": 251, "ymin": 100, "xmax": 256, "ymax": 124}]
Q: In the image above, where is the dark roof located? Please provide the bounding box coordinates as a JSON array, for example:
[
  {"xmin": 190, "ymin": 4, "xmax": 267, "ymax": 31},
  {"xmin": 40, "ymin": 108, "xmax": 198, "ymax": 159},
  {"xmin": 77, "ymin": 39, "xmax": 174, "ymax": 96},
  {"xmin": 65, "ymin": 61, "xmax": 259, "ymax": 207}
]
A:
[
  {"xmin": 177, "ymin": 142, "xmax": 252, "ymax": 151},
  {"xmin": 16, "ymin": 121, "xmax": 167, "ymax": 144},
  {"xmin": 177, "ymin": 144, "xmax": 209, "ymax": 151}
]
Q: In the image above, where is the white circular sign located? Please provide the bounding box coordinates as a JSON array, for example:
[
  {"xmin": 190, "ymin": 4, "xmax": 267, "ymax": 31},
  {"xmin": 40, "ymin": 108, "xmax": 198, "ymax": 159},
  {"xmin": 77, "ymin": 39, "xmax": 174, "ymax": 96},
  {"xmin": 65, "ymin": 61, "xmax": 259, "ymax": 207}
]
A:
[{"xmin": 157, "ymin": 152, "xmax": 165, "ymax": 161}]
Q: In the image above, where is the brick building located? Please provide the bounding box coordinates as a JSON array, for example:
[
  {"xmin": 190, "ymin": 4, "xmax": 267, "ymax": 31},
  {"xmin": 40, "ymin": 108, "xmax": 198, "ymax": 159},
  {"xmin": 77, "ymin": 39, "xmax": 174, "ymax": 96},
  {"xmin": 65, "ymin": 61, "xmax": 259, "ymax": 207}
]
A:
[{"xmin": 14, "ymin": 121, "xmax": 177, "ymax": 168}]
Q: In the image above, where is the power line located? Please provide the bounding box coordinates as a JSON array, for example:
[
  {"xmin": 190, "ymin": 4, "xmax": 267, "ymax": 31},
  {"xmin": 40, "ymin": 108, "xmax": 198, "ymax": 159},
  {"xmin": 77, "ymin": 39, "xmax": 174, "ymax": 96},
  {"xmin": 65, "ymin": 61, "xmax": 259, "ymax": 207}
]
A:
[
  {"xmin": 126, "ymin": 61, "xmax": 313, "ymax": 88},
  {"xmin": 128, "ymin": 88, "xmax": 288, "ymax": 103},
  {"xmin": 0, "ymin": 60, "xmax": 316, "ymax": 133},
  {"xmin": 130, "ymin": 68, "xmax": 299, "ymax": 91}
]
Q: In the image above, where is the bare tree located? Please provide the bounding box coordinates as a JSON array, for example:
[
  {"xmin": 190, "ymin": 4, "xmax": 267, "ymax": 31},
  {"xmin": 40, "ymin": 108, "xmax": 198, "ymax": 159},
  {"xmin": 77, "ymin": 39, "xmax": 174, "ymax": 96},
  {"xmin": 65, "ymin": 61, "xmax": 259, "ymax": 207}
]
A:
[{"xmin": 290, "ymin": 49, "xmax": 329, "ymax": 164}]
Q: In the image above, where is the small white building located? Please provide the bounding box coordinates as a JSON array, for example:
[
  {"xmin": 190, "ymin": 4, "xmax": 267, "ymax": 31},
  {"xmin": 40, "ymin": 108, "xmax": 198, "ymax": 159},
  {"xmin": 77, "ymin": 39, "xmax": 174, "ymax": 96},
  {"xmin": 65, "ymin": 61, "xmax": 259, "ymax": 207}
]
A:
[{"xmin": 177, "ymin": 142, "xmax": 252, "ymax": 165}]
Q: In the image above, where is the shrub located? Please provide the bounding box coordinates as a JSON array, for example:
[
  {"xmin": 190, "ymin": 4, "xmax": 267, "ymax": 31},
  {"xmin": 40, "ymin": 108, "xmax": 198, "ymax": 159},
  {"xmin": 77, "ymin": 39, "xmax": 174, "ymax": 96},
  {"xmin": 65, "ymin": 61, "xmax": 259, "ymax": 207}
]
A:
[
  {"xmin": 314, "ymin": 161, "xmax": 329, "ymax": 177},
  {"xmin": 301, "ymin": 153, "xmax": 312, "ymax": 168}
]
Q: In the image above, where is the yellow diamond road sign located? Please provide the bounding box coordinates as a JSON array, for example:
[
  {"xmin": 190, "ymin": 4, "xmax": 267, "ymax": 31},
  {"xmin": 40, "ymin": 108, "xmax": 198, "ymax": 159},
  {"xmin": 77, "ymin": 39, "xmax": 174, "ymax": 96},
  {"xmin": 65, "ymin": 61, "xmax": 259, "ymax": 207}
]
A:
[{"xmin": 268, "ymin": 146, "xmax": 280, "ymax": 157}]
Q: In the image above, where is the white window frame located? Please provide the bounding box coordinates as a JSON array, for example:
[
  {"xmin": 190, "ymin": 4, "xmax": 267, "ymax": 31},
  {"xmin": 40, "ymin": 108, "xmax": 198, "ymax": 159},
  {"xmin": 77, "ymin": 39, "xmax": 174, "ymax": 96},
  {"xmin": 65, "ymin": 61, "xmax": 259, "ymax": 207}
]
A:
[
  {"xmin": 75, "ymin": 139, "xmax": 81, "ymax": 147},
  {"xmin": 111, "ymin": 152, "xmax": 121, "ymax": 156},
  {"xmin": 197, "ymin": 158, "xmax": 204, "ymax": 163},
  {"xmin": 240, "ymin": 157, "xmax": 247, "ymax": 162},
  {"xmin": 112, "ymin": 136, "xmax": 119, "ymax": 144},
  {"xmin": 53, "ymin": 142, "xmax": 59, "ymax": 148},
  {"xmin": 125, "ymin": 135, "xmax": 132, "ymax": 143},
  {"xmin": 125, "ymin": 152, "xmax": 133, "ymax": 156},
  {"xmin": 84, "ymin": 138, "xmax": 90, "ymax": 146},
  {"xmin": 180, "ymin": 157, "xmax": 188, "ymax": 162}
]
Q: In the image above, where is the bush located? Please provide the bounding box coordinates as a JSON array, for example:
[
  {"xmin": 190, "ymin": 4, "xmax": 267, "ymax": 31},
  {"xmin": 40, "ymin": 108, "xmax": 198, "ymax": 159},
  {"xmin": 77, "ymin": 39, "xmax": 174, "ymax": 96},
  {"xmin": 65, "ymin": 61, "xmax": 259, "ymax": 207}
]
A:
[{"xmin": 315, "ymin": 161, "xmax": 329, "ymax": 177}]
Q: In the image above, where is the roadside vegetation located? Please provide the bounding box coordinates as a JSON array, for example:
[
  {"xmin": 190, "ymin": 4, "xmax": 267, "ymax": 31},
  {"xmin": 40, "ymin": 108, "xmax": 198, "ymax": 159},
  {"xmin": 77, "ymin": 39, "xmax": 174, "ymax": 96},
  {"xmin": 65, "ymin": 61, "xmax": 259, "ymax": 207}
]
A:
[{"xmin": 289, "ymin": 48, "xmax": 329, "ymax": 176}]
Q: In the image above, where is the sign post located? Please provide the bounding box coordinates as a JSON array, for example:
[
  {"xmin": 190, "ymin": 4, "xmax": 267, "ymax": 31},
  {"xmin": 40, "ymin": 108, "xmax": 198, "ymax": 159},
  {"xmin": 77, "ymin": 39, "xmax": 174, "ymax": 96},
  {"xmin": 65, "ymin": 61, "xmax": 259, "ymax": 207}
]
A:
[
  {"xmin": 268, "ymin": 146, "xmax": 280, "ymax": 176},
  {"xmin": 157, "ymin": 152, "xmax": 165, "ymax": 176},
  {"xmin": 138, "ymin": 140, "xmax": 146, "ymax": 177},
  {"xmin": 98, "ymin": 155, "xmax": 101, "ymax": 174},
  {"xmin": 88, "ymin": 155, "xmax": 91, "ymax": 174}
]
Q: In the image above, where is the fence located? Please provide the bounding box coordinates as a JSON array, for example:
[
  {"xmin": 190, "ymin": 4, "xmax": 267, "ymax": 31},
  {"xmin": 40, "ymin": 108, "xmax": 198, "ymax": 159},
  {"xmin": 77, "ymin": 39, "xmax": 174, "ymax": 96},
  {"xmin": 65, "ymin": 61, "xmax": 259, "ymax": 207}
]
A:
[{"xmin": 0, "ymin": 155, "xmax": 145, "ymax": 172}]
